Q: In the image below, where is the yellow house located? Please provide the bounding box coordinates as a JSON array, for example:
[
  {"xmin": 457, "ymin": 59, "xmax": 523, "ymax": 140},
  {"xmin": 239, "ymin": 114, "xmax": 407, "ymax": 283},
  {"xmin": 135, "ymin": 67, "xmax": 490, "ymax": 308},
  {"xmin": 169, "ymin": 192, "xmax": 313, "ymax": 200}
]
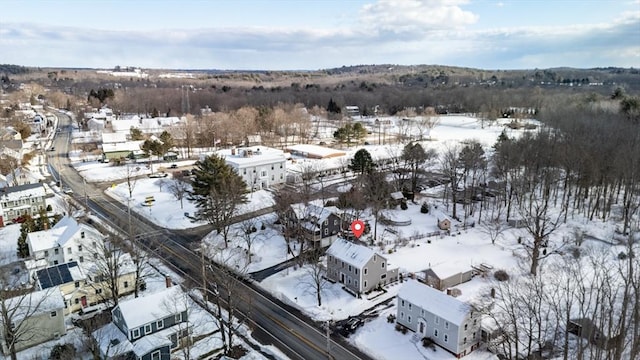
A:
[{"xmin": 35, "ymin": 258, "xmax": 136, "ymax": 314}]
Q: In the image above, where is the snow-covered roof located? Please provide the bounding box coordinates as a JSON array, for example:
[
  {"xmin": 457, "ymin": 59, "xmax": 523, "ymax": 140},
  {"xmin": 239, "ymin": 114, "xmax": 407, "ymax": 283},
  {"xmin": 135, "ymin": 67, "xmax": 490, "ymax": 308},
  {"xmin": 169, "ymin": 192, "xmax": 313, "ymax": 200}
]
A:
[
  {"xmin": 111, "ymin": 118, "xmax": 141, "ymax": 132},
  {"xmin": 101, "ymin": 132, "xmax": 127, "ymax": 144},
  {"xmin": 103, "ymin": 140, "xmax": 143, "ymax": 153},
  {"xmin": 6, "ymin": 287, "xmax": 65, "ymax": 322},
  {"xmin": 93, "ymin": 322, "xmax": 134, "ymax": 357},
  {"xmin": 116, "ymin": 286, "xmax": 187, "ymax": 329},
  {"xmin": 217, "ymin": 146, "xmax": 286, "ymax": 168},
  {"xmin": 156, "ymin": 116, "xmax": 182, "ymax": 127},
  {"xmin": 36, "ymin": 261, "xmax": 85, "ymax": 289},
  {"xmin": 290, "ymin": 203, "xmax": 339, "ymax": 223},
  {"xmin": 390, "ymin": 191, "xmax": 404, "ymax": 200},
  {"xmin": 28, "ymin": 216, "xmax": 105, "ymax": 253},
  {"xmin": 326, "ymin": 238, "xmax": 379, "ymax": 268},
  {"xmin": 0, "ymin": 182, "xmax": 46, "ymax": 202},
  {"xmin": 398, "ymin": 280, "xmax": 472, "ymax": 325},
  {"xmin": 132, "ymin": 326, "xmax": 174, "ymax": 356},
  {"xmin": 286, "ymin": 144, "xmax": 346, "ymax": 159}
]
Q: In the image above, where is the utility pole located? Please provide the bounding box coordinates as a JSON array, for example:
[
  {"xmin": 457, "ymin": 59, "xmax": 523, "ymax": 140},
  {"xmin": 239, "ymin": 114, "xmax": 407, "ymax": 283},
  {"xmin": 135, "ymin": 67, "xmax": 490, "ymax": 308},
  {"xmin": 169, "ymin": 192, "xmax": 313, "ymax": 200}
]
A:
[
  {"xmin": 326, "ymin": 320, "xmax": 331, "ymax": 359},
  {"xmin": 201, "ymin": 243, "xmax": 208, "ymax": 303}
]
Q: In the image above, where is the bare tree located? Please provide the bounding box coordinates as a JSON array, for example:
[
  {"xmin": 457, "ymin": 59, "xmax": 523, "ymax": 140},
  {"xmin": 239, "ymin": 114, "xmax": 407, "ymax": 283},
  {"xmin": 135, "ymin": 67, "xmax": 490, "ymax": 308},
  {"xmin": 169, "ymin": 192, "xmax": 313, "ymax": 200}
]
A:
[
  {"xmin": 300, "ymin": 250, "xmax": 329, "ymax": 306},
  {"xmin": 1, "ymin": 286, "xmax": 57, "ymax": 360},
  {"xmin": 83, "ymin": 237, "xmax": 130, "ymax": 307},
  {"xmin": 480, "ymin": 202, "xmax": 507, "ymax": 245},
  {"xmin": 169, "ymin": 171, "xmax": 191, "ymax": 209},
  {"xmin": 236, "ymin": 217, "xmax": 262, "ymax": 264},
  {"xmin": 439, "ymin": 143, "xmax": 463, "ymax": 219}
]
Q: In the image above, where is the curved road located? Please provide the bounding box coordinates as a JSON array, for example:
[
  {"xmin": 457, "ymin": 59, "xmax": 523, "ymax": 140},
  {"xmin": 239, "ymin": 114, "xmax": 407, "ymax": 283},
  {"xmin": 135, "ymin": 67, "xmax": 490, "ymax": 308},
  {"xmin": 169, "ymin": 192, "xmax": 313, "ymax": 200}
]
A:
[{"xmin": 48, "ymin": 111, "xmax": 372, "ymax": 360}]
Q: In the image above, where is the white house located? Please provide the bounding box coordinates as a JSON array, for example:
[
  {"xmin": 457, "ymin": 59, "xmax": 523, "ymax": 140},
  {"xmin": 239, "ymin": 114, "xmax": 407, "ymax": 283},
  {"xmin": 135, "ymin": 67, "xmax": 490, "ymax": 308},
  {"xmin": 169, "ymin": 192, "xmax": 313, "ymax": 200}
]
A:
[
  {"xmin": 216, "ymin": 146, "xmax": 287, "ymax": 190},
  {"xmin": 396, "ymin": 280, "xmax": 482, "ymax": 358},
  {"xmin": 27, "ymin": 216, "xmax": 106, "ymax": 267},
  {"xmin": 0, "ymin": 183, "xmax": 48, "ymax": 224}
]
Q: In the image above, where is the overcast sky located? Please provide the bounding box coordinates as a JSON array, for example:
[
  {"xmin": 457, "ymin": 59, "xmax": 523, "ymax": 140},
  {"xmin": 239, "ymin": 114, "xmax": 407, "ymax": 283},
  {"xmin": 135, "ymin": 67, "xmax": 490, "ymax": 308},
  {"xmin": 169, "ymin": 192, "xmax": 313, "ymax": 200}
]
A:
[{"xmin": 1, "ymin": 0, "xmax": 638, "ymax": 70}]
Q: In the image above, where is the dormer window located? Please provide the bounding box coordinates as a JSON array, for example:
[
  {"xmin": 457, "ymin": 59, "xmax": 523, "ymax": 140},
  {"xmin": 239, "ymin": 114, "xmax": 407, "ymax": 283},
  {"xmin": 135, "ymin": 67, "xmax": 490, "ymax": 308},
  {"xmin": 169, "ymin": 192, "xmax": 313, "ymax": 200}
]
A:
[{"xmin": 81, "ymin": 232, "xmax": 85, "ymax": 238}]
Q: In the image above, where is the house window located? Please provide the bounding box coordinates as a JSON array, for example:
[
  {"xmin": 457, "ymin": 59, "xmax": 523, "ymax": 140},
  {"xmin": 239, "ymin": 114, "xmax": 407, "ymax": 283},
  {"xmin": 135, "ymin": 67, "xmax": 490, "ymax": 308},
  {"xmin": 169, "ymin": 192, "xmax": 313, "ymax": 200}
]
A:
[
  {"xmin": 400, "ymin": 312, "xmax": 404, "ymax": 319},
  {"xmin": 464, "ymin": 324, "xmax": 468, "ymax": 331},
  {"xmin": 381, "ymin": 262, "xmax": 385, "ymax": 268},
  {"xmin": 355, "ymin": 280, "xmax": 358, "ymax": 287},
  {"xmin": 348, "ymin": 265, "xmax": 352, "ymax": 271},
  {"xmin": 243, "ymin": 169, "xmax": 246, "ymax": 175},
  {"xmin": 157, "ymin": 320, "xmax": 164, "ymax": 329},
  {"xmin": 54, "ymin": 249, "xmax": 59, "ymax": 255},
  {"xmin": 381, "ymin": 274, "xmax": 386, "ymax": 279},
  {"xmin": 271, "ymin": 175, "xmax": 274, "ymax": 181},
  {"xmin": 261, "ymin": 170, "xmax": 267, "ymax": 177},
  {"xmin": 464, "ymin": 337, "xmax": 467, "ymax": 344},
  {"xmin": 408, "ymin": 304, "xmax": 412, "ymax": 310},
  {"xmin": 473, "ymin": 319, "xmax": 477, "ymax": 326},
  {"xmin": 79, "ymin": 256, "xmax": 84, "ymax": 263},
  {"xmin": 50, "ymin": 311, "xmax": 57, "ymax": 317},
  {"xmin": 348, "ymin": 278, "xmax": 351, "ymax": 284},
  {"xmin": 74, "ymin": 298, "xmax": 79, "ymax": 304},
  {"xmin": 175, "ymin": 313, "xmax": 183, "ymax": 322},
  {"xmin": 364, "ymin": 281, "xmax": 367, "ymax": 287},
  {"xmin": 445, "ymin": 321, "xmax": 449, "ymax": 329},
  {"xmin": 145, "ymin": 324, "xmax": 152, "ymax": 334},
  {"xmin": 435, "ymin": 316, "xmax": 440, "ymax": 324},
  {"xmin": 444, "ymin": 334, "xmax": 448, "ymax": 342},
  {"xmin": 401, "ymin": 300, "xmax": 405, "ymax": 307},
  {"xmin": 44, "ymin": 250, "xmax": 49, "ymax": 257},
  {"xmin": 324, "ymin": 228, "xmax": 328, "ymax": 235},
  {"xmin": 373, "ymin": 255, "xmax": 377, "ymax": 262},
  {"xmin": 132, "ymin": 329, "xmax": 140, "ymax": 339},
  {"xmin": 355, "ymin": 268, "xmax": 358, "ymax": 275},
  {"xmin": 96, "ymin": 288, "xmax": 102, "ymax": 295},
  {"xmin": 67, "ymin": 247, "xmax": 72, "ymax": 254},
  {"xmin": 434, "ymin": 329, "xmax": 439, "ymax": 337},
  {"xmin": 151, "ymin": 351, "xmax": 161, "ymax": 360},
  {"xmin": 280, "ymin": 174, "xmax": 283, "ymax": 179},
  {"xmin": 75, "ymin": 281, "xmax": 80, "ymax": 288},
  {"xmin": 364, "ymin": 268, "xmax": 368, "ymax": 275},
  {"xmin": 408, "ymin": 316, "xmax": 412, "ymax": 324},
  {"xmin": 78, "ymin": 245, "xmax": 83, "ymax": 251},
  {"xmin": 124, "ymin": 281, "xmax": 129, "ymax": 288},
  {"xmin": 81, "ymin": 232, "xmax": 85, "ymax": 238}
]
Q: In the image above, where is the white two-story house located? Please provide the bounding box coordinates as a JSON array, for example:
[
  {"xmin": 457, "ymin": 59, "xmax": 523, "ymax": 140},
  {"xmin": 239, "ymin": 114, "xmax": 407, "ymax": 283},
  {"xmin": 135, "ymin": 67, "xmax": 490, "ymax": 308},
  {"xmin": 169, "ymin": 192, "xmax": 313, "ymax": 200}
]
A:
[
  {"xmin": 0, "ymin": 183, "xmax": 47, "ymax": 224},
  {"xmin": 217, "ymin": 146, "xmax": 287, "ymax": 190},
  {"xmin": 396, "ymin": 280, "xmax": 482, "ymax": 358},
  {"xmin": 27, "ymin": 216, "xmax": 106, "ymax": 267}
]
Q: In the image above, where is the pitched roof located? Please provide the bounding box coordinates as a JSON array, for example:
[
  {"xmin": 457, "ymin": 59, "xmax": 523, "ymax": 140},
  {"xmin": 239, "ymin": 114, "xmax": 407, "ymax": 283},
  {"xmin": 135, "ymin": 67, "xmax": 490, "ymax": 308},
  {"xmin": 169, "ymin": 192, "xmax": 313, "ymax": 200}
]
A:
[
  {"xmin": 290, "ymin": 203, "xmax": 339, "ymax": 223},
  {"xmin": 27, "ymin": 216, "xmax": 104, "ymax": 252},
  {"xmin": 6, "ymin": 287, "xmax": 65, "ymax": 322},
  {"xmin": 116, "ymin": 286, "xmax": 187, "ymax": 329},
  {"xmin": 0, "ymin": 182, "xmax": 46, "ymax": 202},
  {"xmin": 326, "ymin": 238, "xmax": 378, "ymax": 268},
  {"xmin": 36, "ymin": 261, "xmax": 85, "ymax": 289},
  {"xmin": 398, "ymin": 280, "xmax": 472, "ymax": 325}
]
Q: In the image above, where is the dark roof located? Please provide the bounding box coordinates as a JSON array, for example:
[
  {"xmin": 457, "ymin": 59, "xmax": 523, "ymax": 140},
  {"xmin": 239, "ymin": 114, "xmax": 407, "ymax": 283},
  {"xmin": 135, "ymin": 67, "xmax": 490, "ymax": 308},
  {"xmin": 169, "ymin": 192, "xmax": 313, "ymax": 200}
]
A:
[
  {"xmin": 0, "ymin": 139, "xmax": 23, "ymax": 150},
  {"xmin": 36, "ymin": 261, "xmax": 80, "ymax": 289},
  {"xmin": 1, "ymin": 182, "xmax": 44, "ymax": 194}
]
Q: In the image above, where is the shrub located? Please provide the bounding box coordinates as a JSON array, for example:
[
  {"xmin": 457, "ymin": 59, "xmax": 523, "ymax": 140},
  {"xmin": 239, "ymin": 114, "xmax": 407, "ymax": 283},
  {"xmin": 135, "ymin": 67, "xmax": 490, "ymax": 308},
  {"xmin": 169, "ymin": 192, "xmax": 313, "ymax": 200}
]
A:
[
  {"xmin": 494, "ymin": 269, "xmax": 509, "ymax": 282},
  {"xmin": 387, "ymin": 314, "xmax": 396, "ymax": 323},
  {"xmin": 50, "ymin": 344, "xmax": 76, "ymax": 360},
  {"xmin": 395, "ymin": 324, "xmax": 403, "ymax": 332},
  {"xmin": 46, "ymin": 204, "xmax": 52, "ymax": 211},
  {"xmin": 420, "ymin": 202, "xmax": 429, "ymax": 213},
  {"xmin": 400, "ymin": 201, "xmax": 408, "ymax": 210},
  {"xmin": 401, "ymin": 327, "xmax": 408, "ymax": 334}
]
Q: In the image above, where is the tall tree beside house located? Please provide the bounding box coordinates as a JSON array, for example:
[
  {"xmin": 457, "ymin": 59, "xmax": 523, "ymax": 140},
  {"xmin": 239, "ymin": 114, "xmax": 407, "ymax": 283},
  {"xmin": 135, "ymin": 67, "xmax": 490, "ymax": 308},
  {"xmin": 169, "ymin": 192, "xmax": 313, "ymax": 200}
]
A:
[
  {"xmin": 364, "ymin": 170, "xmax": 392, "ymax": 242},
  {"xmin": 188, "ymin": 154, "xmax": 248, "ymax": 247},
  {"xmin": 159, "ymin": 130, "xmax": 174, "ymax": 155},
  {"xmin": 17, "ymin": 216, "xmax": 37, "ymax": 258}
]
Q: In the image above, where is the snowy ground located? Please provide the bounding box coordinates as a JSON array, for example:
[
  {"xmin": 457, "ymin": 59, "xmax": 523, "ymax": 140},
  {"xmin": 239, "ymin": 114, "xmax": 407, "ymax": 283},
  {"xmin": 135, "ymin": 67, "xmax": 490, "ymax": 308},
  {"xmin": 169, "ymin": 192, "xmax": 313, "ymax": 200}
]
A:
[
  {"xmin": 105, "ymin": 176, "xmax": 275, "ymax": 230},
  {"xmin": 0, "ymin": 224, "xmax": 21, "ymax": 264}
]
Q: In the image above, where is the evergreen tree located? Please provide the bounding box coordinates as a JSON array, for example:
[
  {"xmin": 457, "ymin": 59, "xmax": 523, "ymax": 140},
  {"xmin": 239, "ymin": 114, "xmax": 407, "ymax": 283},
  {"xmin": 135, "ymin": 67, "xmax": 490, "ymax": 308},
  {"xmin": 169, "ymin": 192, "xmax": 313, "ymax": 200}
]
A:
[
  {"xmin": 188, "ymin": 154, "xmax": 248, "ymax": 247},
  {"xmin": 327, "ymin": 98, "xmax": 341, "ymax": 114},
  {"xmin": 350, "ymin": 149, "xmax": 375, "ymax": 175},
  {"xmin": 129, "ymin": 127, "xmax": 144, "ymax": 141}
]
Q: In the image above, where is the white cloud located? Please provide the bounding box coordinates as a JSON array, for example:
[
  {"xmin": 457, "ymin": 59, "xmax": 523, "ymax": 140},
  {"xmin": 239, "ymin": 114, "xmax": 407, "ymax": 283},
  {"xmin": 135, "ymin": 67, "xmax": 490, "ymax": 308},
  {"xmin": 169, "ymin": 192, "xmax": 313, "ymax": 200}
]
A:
[{"xmin": 359, "ymin": 0, "xmax": 478, "ymax": 35}]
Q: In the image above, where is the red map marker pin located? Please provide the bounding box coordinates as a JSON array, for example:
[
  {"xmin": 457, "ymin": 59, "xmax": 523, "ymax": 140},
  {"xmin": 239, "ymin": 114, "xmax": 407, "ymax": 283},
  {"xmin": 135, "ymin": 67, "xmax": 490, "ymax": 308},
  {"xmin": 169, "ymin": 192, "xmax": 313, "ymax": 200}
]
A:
[{"xmin": 351, "ymin": 220, "xmax": 365, "ymax": 239}]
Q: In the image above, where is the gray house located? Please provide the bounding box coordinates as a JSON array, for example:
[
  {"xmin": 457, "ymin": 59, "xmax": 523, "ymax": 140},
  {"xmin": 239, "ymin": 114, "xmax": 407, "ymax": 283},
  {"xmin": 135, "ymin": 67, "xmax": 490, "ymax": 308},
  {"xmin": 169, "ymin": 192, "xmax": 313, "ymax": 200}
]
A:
[
  {"xmin": 326, "ymin": 238, "xmax": 398, "ymax": 296},
  {"xmin": 397, "ymin": 280, "xmax": 481, "ymax": 358},
  {"xmin": 93, "ymin": 286, "xmax": 189, "ymax": 360},
  {"xmin": 287, "ymin": 203, "xmax": 342, "ymax": 248}
]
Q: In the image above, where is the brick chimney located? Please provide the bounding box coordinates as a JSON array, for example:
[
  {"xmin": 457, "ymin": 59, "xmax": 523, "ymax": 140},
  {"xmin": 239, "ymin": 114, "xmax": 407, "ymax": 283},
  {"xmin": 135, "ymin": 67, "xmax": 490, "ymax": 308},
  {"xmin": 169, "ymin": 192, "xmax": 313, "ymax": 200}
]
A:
[{"xmin": 165, "ymin": 276, "xmax": 172, "ymax": 288}]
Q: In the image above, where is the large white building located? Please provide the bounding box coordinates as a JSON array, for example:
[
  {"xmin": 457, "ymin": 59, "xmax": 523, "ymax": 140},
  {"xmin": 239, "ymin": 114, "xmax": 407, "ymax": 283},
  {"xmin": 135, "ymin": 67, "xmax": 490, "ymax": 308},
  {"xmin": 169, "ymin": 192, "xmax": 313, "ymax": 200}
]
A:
[{"xmin": 216, "ymin": 146, "xmax": 287, "ymax": 190}]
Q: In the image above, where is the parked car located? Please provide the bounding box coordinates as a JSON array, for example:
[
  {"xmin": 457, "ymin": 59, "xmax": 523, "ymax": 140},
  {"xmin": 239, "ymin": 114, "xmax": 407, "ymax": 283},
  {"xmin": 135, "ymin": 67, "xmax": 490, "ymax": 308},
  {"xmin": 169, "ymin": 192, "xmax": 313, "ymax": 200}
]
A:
[
  {"xmin": 48, "ymin": 146, "xmax": 55, "ymax": 152},
  {"xmin": 62, "ymin": 187, "xmax": 73, "ymax": 194},
  {"xmin": 170, "ymin": 164, "xmax": 178, "ymax": 169},
  {"xmin": 149, "ymin": 172, "xmax": 168, "ymax": 178}
]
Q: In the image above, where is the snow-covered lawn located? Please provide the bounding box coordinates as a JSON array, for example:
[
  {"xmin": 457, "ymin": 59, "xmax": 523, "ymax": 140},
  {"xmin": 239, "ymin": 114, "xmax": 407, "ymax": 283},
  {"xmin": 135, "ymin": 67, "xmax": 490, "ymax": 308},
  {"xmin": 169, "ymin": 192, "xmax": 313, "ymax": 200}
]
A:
[
  {"xmin": 350, "ymin": 301, "xmax": 497, "ymax": 360},
  {"xmin": 0, "ymin": 224, "xmax": 21, "ymax": 264},
  {"xmin": 105, "ymin": 177, "xmax": 275, "ymax": 230}
]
